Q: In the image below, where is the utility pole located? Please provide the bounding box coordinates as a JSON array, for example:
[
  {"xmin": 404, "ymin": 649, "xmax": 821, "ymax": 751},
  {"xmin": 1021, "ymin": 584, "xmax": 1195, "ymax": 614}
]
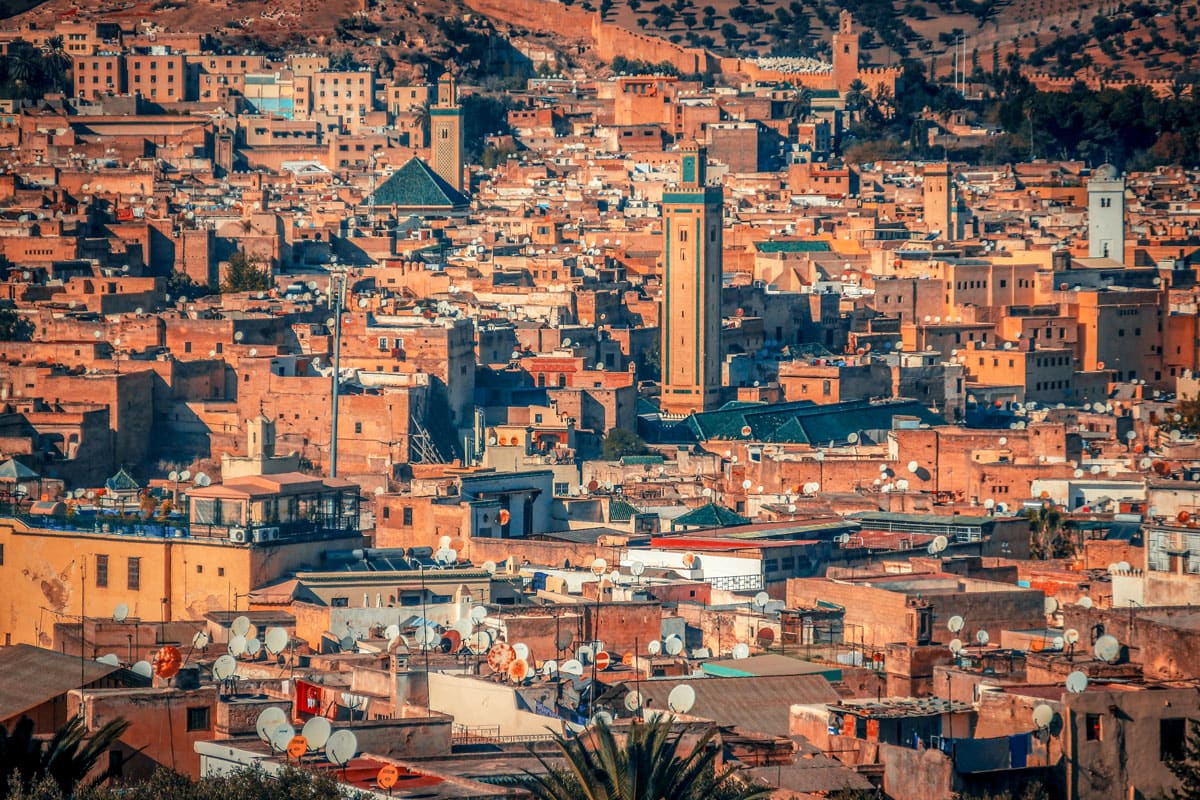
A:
[{"xmin": 329, "ymin": 257, "xmax": 344, "ymax": 478}]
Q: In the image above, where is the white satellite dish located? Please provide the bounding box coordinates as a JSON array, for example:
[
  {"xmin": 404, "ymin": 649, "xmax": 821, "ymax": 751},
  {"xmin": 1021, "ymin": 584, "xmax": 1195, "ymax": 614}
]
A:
[
  {"xmin": 96, "ymin": 653, "xmax": 121, "ymax": 667},
  {"xmin": 255, "ymin": 707, "xmax": 288, "ymax": 743},
  {"xmin": 625, "ymin": 691, "xmax": 644, "ymax": 711},
  {"xmin": 590, "ymin": 710, "xmax": 614, "ymax": 727},
  {"xmin": 452, "ymin": 618, "xmax": 473, "ymax": 638},
  {"xmin": 1032, "ymin": 704, "xmax": 1054, "ymax": 729},
  {"xmin": 482, "ymin": 560, "xmax": 497, "ymax": 574},
  {"xmin": 1052, "ymin": 635, "xmax": 1065, "ymax": 650},
  {"xmin": 731, "ymin": 643, "xmax": 750, "ymax": 660},
  {"xmin": 631, "ymin": 561, "xmax": 646, "ymax": 577},
  {"xmin": 1116, "ymin": 561, "xmax": 1131, "ymax": 572},
  {"xmin": 245, "ymin": 637, "xmax": 262, "ymax": 657},
  {"xmin": 131, "ymin": 660, "xmax": 153, "ymax": 678},
  {"xmin": 326, "ymin": 730, "xmax": 358, "ymax": 766},
  {"xmin": 541, "ymin": 660, "xmax": 558, "ymax": 677},
  {"xmin": 438, "ymin": 535, "xmax": 452, "ymax": 550},
  {"xmin": 753, "ymin": 591, "xmax": 769, "ymax": 609},
  {"xmin": 931, "ymin": 535, "xmax": 948, "ymax": 554},
  {"xmin": 948, "ymin": 638, "xmax": 963, "ymax": 653},
  {"xmin": 212, "ymin": 654, "xmax": 237, "ymax": 681},
  {"xmin": 471, "ymin": 606, "xmax": 488, "ymax": 624},
  {"xmin": 665, "ymin": 636, "xmax": 684, "ymax": 656},
  {"xmin": 1064, "ymin": 628, "xmax": 1080, "ymax": 645},
  {"xmin": 591, "ymin": 557, "xmax": 608, "ymax": 575},
  {"xmin": 560, "ymin": 659, "xmax": 585, "ymax": 677},
  {"xmin": 1066, "ymin": 671, "xmax": 1089, "ymax": 693},
  {"xmin": 1094, "ymin": 635, "xmax": 1121, "ymax": 663},
  {"xmin": 268, "ymin": 723, "xmax": 296, "ymax": 753},
  {"xmin": 648, "ymin": 640, "xmax": 662, "ymax": 655},
  {"xmin": 231, "ymin": 615, "xmax": 251, "ymax": 637},
  {"xmin": 228, "ymin": 635, "xmax": 247, "ymax": 657},
  {"xmin": 384, "ymin": 624, "xmax": 401, "ymax": 642},
  {"xmin": 302, "ymin": 717, "xmax": 332, "ymax": 750},
  {"xmin": 192, "ymin": 631, "xmax": 209, "ymax": 649},
  {"xmin": 668, "ymin": 684, "xmax": 696, "ymax": 713},
  {"xmin": 1077, "ymin": 596, "xmax": 1094, "ymax": 609},
  {"xmin": 1044, "ymin": 597, "xmax": 1059, "ymax": 615},
  {"xmin": 948, "ymin": 615, "xmax": 965, "ymax": 633},
  {"xmin": 414, "ymin": 625, "xmax": 437, "ymax": 649},
  {"xmin": 113, "ymin": 603, "xmax": 129, "ymax": 622},
  {"xmin": 976, "ymin": 629, "xmax": 990, "ymax": 645},
  {"xmin": 513, "ymin": 642, "xmax": 530, "ymax": 661}
]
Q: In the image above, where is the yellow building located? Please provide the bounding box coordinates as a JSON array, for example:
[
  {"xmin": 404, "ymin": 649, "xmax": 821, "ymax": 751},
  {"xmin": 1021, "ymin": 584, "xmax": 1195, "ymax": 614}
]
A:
[{"xmin": 0, "ymin": 473, "xmax": 363, "ymax": 648}]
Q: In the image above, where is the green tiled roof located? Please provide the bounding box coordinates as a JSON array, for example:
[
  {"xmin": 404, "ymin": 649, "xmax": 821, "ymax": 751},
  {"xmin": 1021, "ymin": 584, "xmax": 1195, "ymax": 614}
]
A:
[
  {"xmin": 686, "ymin": 399, "xmax": 946, "ymax": 444},
  {"xmin": 672, "ymin": 502, "xmax": 751, "ymax": 530},
  {"xmin": 754, "ymin": 240, "xmax": 833, "ymax": 254},
  {"xmin": 105, "ymin": 467, "xmax": 141, "ymax": 492},
  {"xmin": 620, "ymin": 455, "xmax": 665, "ymax": 466},
  {"xmin": 370, "ymin": 158, "xmax": 468, "ymax": 210},
  {"xmin": 608, "ymin": 498, "xmax": 640, "ymax": 522}
]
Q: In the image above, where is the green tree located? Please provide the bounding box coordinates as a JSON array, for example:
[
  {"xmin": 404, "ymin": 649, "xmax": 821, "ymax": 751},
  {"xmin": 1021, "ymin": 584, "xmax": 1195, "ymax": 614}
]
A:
[
  {"xmin": 1027, "ymin": 502, "xmax": 1072, "ymax": 560},
  {"xmin": 1167, "ymin": 722, "xmax": 1200, "ymax": 800},
  {"xmin": 783, "ymin": 86, "xmax": 813, "ymax": 122},
  {"xmin": 636, "ymin": 339, "xmax": 660, "ymax": 382},
  {"xmin": 0, "ymin": 715, "xmax": 130, "ymax": 797},
  {"xmin": 526, "ymin": 716, "xmax": 769, "ymax": 800},
  {"xmin": 0, "ymin": 307, "xmax": 33, "ymax": 341},
  {"xmin": 1162, "ymin": 396, "xmax": 1200, "ymax": 436},
  {"xmin": 602, "ymin": 428, "xmax": 650, "ymax": 460},
  {"xmin": 166, "ymin": 271, "xmax": 206, "ymax": 300},
  {"xmin": 220, "ymin": 250, "xmax": 273, "ymax": 294}
]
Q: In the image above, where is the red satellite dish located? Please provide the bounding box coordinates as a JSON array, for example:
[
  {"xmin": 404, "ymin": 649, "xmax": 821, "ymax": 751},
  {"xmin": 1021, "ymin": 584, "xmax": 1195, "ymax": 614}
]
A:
[
  {"xmin": 440, "ymin": 630, "xmax": 462, "ymax": 653},
  {"xmin": 499, "ymin": 509, "xmax": 511, "ymax": 525},
  {"xmin": 487, "ymin": 641, "xmax": 515, "ymax": 674},
  {"xmin": 756, "ymin": 628, "xmax": 775, "ymax": 645},
  {"xmin": 153, "ymin": 645, "xmax": 182, "ymax": 679},
  {"xmin": 594, "ymin": 650, "xmax": 611, "ymax": 671}
]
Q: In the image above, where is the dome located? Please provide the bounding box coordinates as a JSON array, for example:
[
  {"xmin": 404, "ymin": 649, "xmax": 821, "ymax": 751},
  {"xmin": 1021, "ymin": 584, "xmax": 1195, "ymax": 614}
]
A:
[{"xmin": 1093, "ymin": 163, "xmax": 1119, "ymax": 180}]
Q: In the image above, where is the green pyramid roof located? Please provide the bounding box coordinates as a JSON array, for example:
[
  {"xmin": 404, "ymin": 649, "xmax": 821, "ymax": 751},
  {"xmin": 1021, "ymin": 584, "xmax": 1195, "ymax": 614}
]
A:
[
  {"xmin": 672, "ymin": 502, "xmax": 751, "ymax": 530},
  {"xmin": 0, "ymin": 458, "xmax": 38, "ymax": 480},
  {"xmin": 105, "ymin": 468, "xmax": 141, "ymax": 492},
  {"xmin": 608, "ymin": 498, "xmax": 640, "ymax": 523},
  {"xmin": 369, "ymin": 158, "xmax": 468, "ymax": 210}
]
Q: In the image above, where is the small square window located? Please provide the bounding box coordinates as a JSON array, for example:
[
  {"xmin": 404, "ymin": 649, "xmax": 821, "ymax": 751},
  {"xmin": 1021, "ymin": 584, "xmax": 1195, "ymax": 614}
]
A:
[
  {"xmin": 186, "ymin": 706, "xmax": 210, "ymax": 732},
  {"xmin": 1086, "ymin": 714, "xmax": 1102, "ymax": 741}
]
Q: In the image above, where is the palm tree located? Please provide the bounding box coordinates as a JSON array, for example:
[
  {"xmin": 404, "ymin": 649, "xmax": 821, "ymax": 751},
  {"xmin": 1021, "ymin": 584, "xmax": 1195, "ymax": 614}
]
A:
[
  {"xmin": 843, "ymin": 78, "xmax": 867, "ymax": 121},
  {"xmin": 1027, "ymin": 501, "xmax": 1071, "ymax": 560},
  {"xmin": 412, "ymin": 101, "xmax": 431, "ymax": 146},
  {"xmin": 527, "ymin": 716, "xmax": 769, "ymax": 800},
  {"xmin": 783, "ymin": 86, "xmax": 813, "ymax": 123},
  {"xmin": 0, "ymin": 715, "xmax": 131, "ymax": 796}
]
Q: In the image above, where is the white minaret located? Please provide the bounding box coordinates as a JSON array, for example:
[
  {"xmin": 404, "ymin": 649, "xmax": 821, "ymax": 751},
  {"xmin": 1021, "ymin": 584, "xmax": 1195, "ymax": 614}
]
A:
[{"xmin": 1087, "ymin": 164, "xmax": 1125, "ymax": 264}]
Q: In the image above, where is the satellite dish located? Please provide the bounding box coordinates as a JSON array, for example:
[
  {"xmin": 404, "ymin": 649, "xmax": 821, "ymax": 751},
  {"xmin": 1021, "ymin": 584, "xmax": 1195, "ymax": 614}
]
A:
[
  {"xmin": 192, "ymin": 631, "xmax": 209, "ymax": 649},
  {"xmin": 591, "ymin": 557, "xmax": 608, "ymax": 575},
  {"xmin": 1064, "ymin": 628, "xmax": 1080, "ymax": 645},
  {"xmin": 513, "ymin": 642, "xmax": 530, "ymax": 661},
  {"xmin": 948, "ymin": 638, "xmax": 963, "ymax": 653},
  {"xmin": 471, "ymin": 606, "xmax": 488, "ymax": 624},
  {"xmin": 667, "ymin": 684, "xmax": 696, "ymax": 713},
  {"xmin": 577, "ymin": 644, "xmax": 593, "ymax": 663},
  {"xmin": 228, "ymin": 635, "xmax": 247, "ymax": 657},
  {"xmin": 976, "ymin": 629, "xmax": 990, "ymax": 645},
  {"xmin": 255, "ymin": 707, "xmax": 288, "ymax": 743},
  {"xmin": 438, "ymin": 535, "xmax": 452, "ymax": 549},
  {"xmin": 268, "ymin": 723, "xmax": 296, "ymax": 754},
  {"xmin": 96, "ymin": 653, "xmax": 121, "ymax": 667},
  {"xmin": 541, "ymin": 659, "xmax": 558, "ymax": 677},
  {"xmin": 131, "ymin": 660, "xmax": 153, "ymax": 678},
  {"xmin": 1116, "ymin": 561, "xmax": 1131, "ymax": 572},
  {"xmin": 753, "ymin": 591, "xmax": 769, "ymax": 609},
  {"xmin": 508, "ymin": 658, "xmax": 531, "ymax": 683},
  {"xmin": 245, "ymin": 637, "xmax": 262, "ymax": 657},
  {"xmin": 326, "ymin": 730, "xmax": 358, "ymax": 766},
  {"xmin": 648, "ymin": 640, "xmax": 662, "ymax": 655},
  {"xmin": 560, "ymin": 659, "xmax": 585, "ymax": 677},
  {"xmin": 1032, "ymin": 704, "xmax": 1055, "ymax": 729},
  {"xmin": 302, "ymin": 717, "xmax": 332, "ymax": 750},
  {"xmin": 113, "ymin": 603, "xmax": 129, "ymax": 622},
  {"xmin": 468, "ymin": 630, "xmax": 492, "ymax": 651},
  {"xmin": 631, "ymin": 561, "xmax": 646, "ymax": 577},
  {"xmin": 665, "ymin": 635, "xmax": 684, "ymax": 656},
  {"xmin": 1094, "ymin": 635, "xmax": 1121, "ymax": 663},
  {"xmin": 624, "ymin": 691, "xmax": 644, "ymax": 711},
  {"xmin": 1044, "ymin": 597, "xmax": 1059, "ymax": 615},
  {"xmin": 931, "ymin": 535, "xmax": 948, "ymax": 554},
  {"xmin": 1066, "ymin": 671, "xmax": 1090, "ymax": 693},
  {"xmin": 731, "ymin": 643, "xmax": 750, "ymax": 660},
  {"xmin": 384, "ymin": 624, "xmax": 401, "ymax": 642},
  {"xmin": 232, "ymin": 615, "xmax": 251, "ymax": 637},
  {"xmin": 948, "ymin": 615, "xmax": 965, "ymax": 633},
  {"xmin": 212, "ymin": 654, "xmax": 237, "ymax": 681},
  {"xmin": 415, "ymin": 625, "xmax": 438, "ymax": 649},
  {"xmin": 1052, "ymin": 636, "xmax": 1065, "ymax": 650},
  {"xmin": 1077, "ymin": 596, "xmax": 1094, "ymax": 609},
  {"xmin": 482, "ymin": 560, "xmax": 497, "ymax": 575}
]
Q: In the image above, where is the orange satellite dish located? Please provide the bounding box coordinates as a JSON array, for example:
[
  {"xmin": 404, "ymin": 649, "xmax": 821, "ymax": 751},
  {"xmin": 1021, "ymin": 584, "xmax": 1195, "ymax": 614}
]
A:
[
  {"xmin": 377, "ymin": 765, "xmax": 400, "ymax": 789},
  {"xmin": 287, "ymin": 735, "xmax": 308, "ymax": 759},
  {"xmin": 507, "ymin": 657, "xmax": 530, "ymax": 683},
  {"xmin": 152, "ymin": 645, "xmax": 182, "ymax": 679},
  {"xmin": 594, "ymin": 650, "xmax": 611, "ymax": 671},
  {"xmin": 487, "ymin": 641, "xmax": 515, "ymax": 673},
  {"xmin": 440, "ymin": 630, "xmax": 462, "ymax": 653},
  {"xmin": 499, "ymin": 509, "xmax": 511, "ymax": 525}
]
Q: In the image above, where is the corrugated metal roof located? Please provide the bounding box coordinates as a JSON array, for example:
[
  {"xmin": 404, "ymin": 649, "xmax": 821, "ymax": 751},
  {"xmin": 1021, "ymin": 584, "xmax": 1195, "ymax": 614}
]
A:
[
  {"xmin": 635, "ymin": 674, "xmax": 837, "ymax": 736},
  {"xmin": 0, "ymin": 645, "xmax": 120, "ymax": 722},
  {"xmin": 687, "ymin": 399, "xmax": 945, "ymax": 444}
]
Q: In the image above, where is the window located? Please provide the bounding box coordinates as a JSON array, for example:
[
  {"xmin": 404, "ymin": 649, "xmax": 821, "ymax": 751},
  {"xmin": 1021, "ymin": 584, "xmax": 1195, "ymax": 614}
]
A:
[
  {"xmin": 0, "ymin": 543, "xmax": 3, "ymax": 565},
  {"xmin": 354, "ymin": 422, "xmax": 362, "ymax": 434},
  {"xmin": 218, "ymin": 567, "xmax": 225, "ymax": 577},
  {"xmin": 186, "ymin": 707, "xmax": 211, "ymax": 732},
  {"xmin": 331, "ymin": 596, "xmax": 349, "ymax": 607},
  {"xmin": 127, "ymin": 557, "xmax": 140, "ymax": 590},
  {"xmin": 96, "ymin": 555, "xmax": 109, "ymax": 587},
  {"xmin": 1162, "ymin": 718, "xmax": 1189, "ymax": 761},
  {"xmin": 1085, "ymin": 713, "xmax": 1103, "ymax": 741},
  {"xmin": 403, "ymin": 508, "xmax": 413, "ymax": 526}
]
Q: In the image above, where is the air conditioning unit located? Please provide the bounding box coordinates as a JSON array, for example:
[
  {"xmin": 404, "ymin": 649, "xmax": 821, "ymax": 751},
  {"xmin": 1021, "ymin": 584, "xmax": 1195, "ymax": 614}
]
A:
[
  {"xmin": 229, "ymin": 527, "xmax": 248, "ymax": 543},
  {"xmin": 259, "ymin": 527, "xmax": 279, "ymax": 541}
]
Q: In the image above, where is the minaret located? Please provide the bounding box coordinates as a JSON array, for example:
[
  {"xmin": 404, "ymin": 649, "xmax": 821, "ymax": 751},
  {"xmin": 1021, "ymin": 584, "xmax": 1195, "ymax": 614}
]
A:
[
  {"xmin": 1088, "ymin": 164, "xmax": 1125, "ymax": 263},
  {"xmin": 660, "ymin": 143, "xmax": 723, "ymax": 417},
  {"xmin": 924, "ymin": 163, "xmax": 955, "ymax": 241},
  {"xmin": 431, "ymin": 74, "xmax": 465, "ymax": 194},
  {"xmin": 832, "ymin": 10, "xmax": 860, "ymax": 93}
]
